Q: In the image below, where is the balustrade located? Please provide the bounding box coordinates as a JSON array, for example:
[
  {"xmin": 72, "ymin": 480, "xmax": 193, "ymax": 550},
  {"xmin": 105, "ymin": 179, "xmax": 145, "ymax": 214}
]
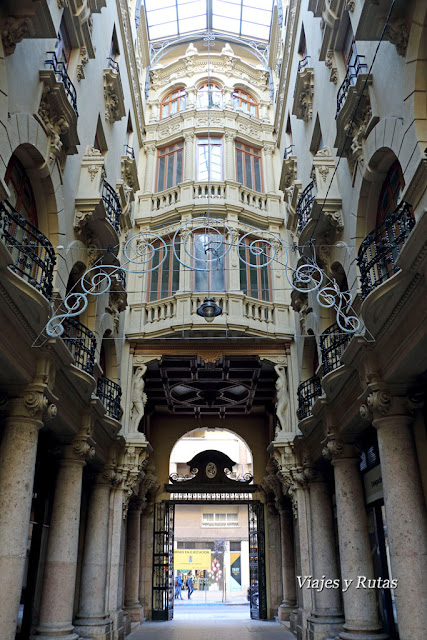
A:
[
  {"xmin": 297, "ymin": 374, "xmax": 322, "ymax": 420},
  {"xmin": 194, "ymin": 183, "xmax": 225, "ymax": 199},
  {"xmin": 0, "ymin": 200, "xmax": 56, "ymax": 299},
  {"xmin": 239, "ymin": 186, "xmax": 268, "ymax": 211},
  {"xmin": 357, "ymin": 202, "xmax": 415, "ymax": 299}
]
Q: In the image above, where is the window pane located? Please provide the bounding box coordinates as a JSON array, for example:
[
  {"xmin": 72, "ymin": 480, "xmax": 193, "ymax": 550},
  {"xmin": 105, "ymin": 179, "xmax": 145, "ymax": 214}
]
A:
[
  {"xmin": 236, "ymin": 150, "xmax": 243, "ymax": 184},
  {"xmin": 210, "ymin": 143, "xmax": 222, "ymax": 180},
  {"xmin": 176, "ymin": 149, "xmax": 183, "ymax": 183},
  {"xmin": 245, "ymin": 152, "xmax": 252, "ymax": 188},
  {"xmin": 198, "ymin": 144, "xmax": 209, "ymax": 180},
  {"xmin": 166, "ymin": 154, "xmax": 174, "ymax": 189},
  {"xmin": 254, "ymin": 157, "xmax": 261, "ymax": 192},
  {"xmin": 157, "ymin": 156, "xmax": 165, "ymax": 191}
]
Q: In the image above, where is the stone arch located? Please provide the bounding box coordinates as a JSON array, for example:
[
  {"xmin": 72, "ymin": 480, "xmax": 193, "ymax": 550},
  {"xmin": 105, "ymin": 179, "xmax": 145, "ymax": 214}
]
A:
[
  {"xmin": 231, "ymin": 82, "xmax": 262, "ymax": 104},
  {"xmin": 0, "ymin": 113, "xmax": 65, "ymax": 245}
]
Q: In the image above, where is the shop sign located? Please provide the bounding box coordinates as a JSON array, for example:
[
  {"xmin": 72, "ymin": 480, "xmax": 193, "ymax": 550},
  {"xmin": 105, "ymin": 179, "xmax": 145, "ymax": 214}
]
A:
[
  {"xmin": 363, "ymin": 465, "xmax": 383, "ymax": 504},
  {"xmin": 174, "ymin": 549, "xmax": 211, "ymax": 570}
]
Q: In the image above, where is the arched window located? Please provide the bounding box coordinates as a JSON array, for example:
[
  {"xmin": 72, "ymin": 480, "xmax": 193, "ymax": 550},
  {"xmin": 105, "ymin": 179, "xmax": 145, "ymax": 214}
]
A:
[
  {"xmin": 232, "ymin": 89, "xmax": 258, "ymax": 116},
  {"xmin": 5, "ymin": 155, "xmax": 38, "ymax": 226},
  {"xmin": 376, "ymin": 160, "xmax": 405, "ymax": 225},
  {"xmin": 161, "ymin": 88, "xmax": 187, "ymax": 119},
  {"xmin": 197, "ymin": 83, "xmax": 222, "ymax": 108}
]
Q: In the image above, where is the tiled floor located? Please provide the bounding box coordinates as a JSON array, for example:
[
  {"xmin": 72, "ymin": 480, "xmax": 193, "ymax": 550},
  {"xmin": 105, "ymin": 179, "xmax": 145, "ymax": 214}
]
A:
[{"xmin": 128, "ymin": 605, "xmax": 295, "ymax": 639}]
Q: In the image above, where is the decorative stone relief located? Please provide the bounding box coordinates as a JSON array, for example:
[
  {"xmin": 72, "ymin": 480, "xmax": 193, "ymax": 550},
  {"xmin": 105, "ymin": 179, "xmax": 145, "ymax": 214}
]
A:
[
  {"xmin": 292, "ymin": 67, "xmax": 314, "ymax": 122},
  {"xmin": 325, "ymin": 50, "xmax": 338, "ymax": 84},
  {"xmin": 1, "ymin": 16, "xmax": 31, "ymax": 55},
  {"xmin": 274, "ymin": 364, "xmax": 290, "ymax": 434},
  {"xmin": 77, "ymin": 46, "xmax": 89, "ymax": 81},
  {"xmin": 322, "ymin": 430, "xmax": 344, "ymax": 460},
  {"xmin": 103, "ymin": 67, "xmax": 126, "ymax": 123},
  {"xmin": 129, "ymin": 365, "xmax": 148, "ymax": 433}
]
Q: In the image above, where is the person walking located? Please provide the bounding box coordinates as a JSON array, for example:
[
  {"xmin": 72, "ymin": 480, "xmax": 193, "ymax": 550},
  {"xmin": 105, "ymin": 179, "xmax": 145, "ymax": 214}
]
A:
[
  {"xmin": 175, "ymin": 571, "xmax": 184, "ymax": 600},
  {"xmin": 187, "ymin": 572, "xmax": 194, "ymax": 599}
]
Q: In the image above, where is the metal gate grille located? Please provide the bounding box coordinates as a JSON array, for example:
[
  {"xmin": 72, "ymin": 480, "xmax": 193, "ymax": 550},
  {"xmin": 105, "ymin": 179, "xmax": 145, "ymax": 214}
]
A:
[
  {"xmin": 248, "ymin": 502, "xmax": 267, "ymax": 620},
  {"xmin": 152, "ymin": 501, "xmax": 175, "ymax": 620}
]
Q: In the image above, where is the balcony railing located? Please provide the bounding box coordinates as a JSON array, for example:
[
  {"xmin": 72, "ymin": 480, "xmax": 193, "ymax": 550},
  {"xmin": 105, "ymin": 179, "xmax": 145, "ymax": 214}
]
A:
[
  {"xmin": 107, "ymin": 57, "xmax": 120, "ymax": 75},
  {"xmin": 296, "ymin": 181, "xmax": 315, "ymax": 232},
  {"xmin": 62, "ymin": 318, "xmax": 96, "ymax": 377},
  {"xmin": 102, "ymin": 180, "xmax": 122, "ymax": 232},
  {"xmin": 297, "ymin": 374, "xmax": 322, "ymax": 420},
  {"xmin": 283, "ymin": 144, "xmax": 295, "ymax": 160},
  {"xmin": 44, "ymin": 52, "xmax": 78, "ymax": 116},
  {"xmin": 357, "ymin": 202, "xmax": 415, "ymax": 300},
  {"xmin": 298, "ymin": 55, "xmax": 311, "ymax": 72},
  {"xmin": 0, "ymin": 200, "xmax": 56, "ymax": 299},
  {"xmin": 123, "ymin": 144, "xmax": 135, "ymax": 159},
  {"xmin": 319, "ymin": 322, "xmax": 351, "ymax": 375},
  {"xmin": 97, "ymin": 376, "xmax": 122, "ymax": 420},
  {"xmin": 336, "ymin": 55, "xmax": 367, "ymax": 117}
]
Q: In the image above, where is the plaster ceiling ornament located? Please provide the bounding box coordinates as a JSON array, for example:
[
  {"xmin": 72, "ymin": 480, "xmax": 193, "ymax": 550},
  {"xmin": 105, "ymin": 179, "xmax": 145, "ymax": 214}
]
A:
[{"xmin": 45, "ymin": 216, "xmax": 362, "ymax": 339}]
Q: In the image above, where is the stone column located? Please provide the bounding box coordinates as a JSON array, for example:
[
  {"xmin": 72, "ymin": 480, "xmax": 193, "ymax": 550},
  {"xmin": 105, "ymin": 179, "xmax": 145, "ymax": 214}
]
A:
[
  {"xmin": 327, "ymin": 440, "xmax": 388, "ymax": 640},
  {"xmin": 183, "ymin": 132, "xmax": 195, "ymax": 181},
  {"xmin": 124, "ymin": 498, "xmax": 144, "ymax": 621},
  {"xmin": 278, "ymin": 501, "xmax": 296, "ymax": 621},
  {"xmin": 0, "ymin": 391, "xmax": 53, "ymax": 640},
  {"xmin": 33, "ymin": 430, "xmax": 93, "ymax": 640},
  {"xmin": 307, "ymin": 477, "xmax": 344, "ymax": 640},
  {"xmin": 139, "ymin": 506, "xmax": 154, "ymax": 617},
  {"xmin": 73, "ymin": 467, "xmax": 115, "ymax": 639},
  {"xmin": 290, "ymin": 478, "xmax": 313, "ymax": 639},
  {"xmin": 108, "ymin": 485, "xmax": 126, "ymax": 639},
  {"xmin": 143, "ymin": 143, "xmax": 156, "ymax": 193},
  {"xmin": 224, "ymin": 131, "xmax": 236, "ymax": 181},
  {"xmin": 263, "ymin": 144, "xmax": 275, "ymax": 193},
  {"xmin": 266, "ymin": 502, "xmax": 282, "ymax": 617},
  {"xmin": 362, "ymin": 391, "xmax": 427, "ymax": 640}
]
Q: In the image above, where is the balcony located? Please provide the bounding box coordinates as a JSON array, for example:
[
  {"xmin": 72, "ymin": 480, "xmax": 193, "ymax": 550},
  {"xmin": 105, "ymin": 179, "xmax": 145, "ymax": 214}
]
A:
[
  {"xmin": 336, "ymin": 55, "xmax": 368, "ymax": 117},
  {"xmin": 97, "ymin": 376, "xmax": 122, "ymax": 420},
  {"xmin": 357, "ymin": 202, "xmax": 415, "ymax": 300},
  {"xmin": 39, "ymin": 52, "xmax": 80, "ymax": 160},
  {"xmin": 0, "ymin": 200, "xmax": 56, "ymax": 299},
  {"xmin": 1, "ymin": 1, "xmax": 56, "ymax": 56},
  {"xmin": 296, "ymin": 181, "xmax": 315, "ymax": 233},
  {"xmin": 137, "ymin": 181, "xmax": 282, "ymax": 222},
  {"xmin": 102, "ymin": 180, "xmax": 122, "ymax": 232},
  {"xmin": 297, "ymin": 375, "xmax": 322, "ymax": 421},
  {"xmin": 119, "ymin": 145, "xmax": 140, "ymax": 211},
  {"xmin": 279, "ymin": 146, "xmax": 297, "ymax": 193},
  {"xmin": 103, "ymin": 58, "xmax": 126, "ymax": 123},
  {"xmin": 319, "ymin": 322, "xmax": 351, "ymax": 375},
  {"xmin": 127, "ymin": 292, "xmax": 290, "ymax": 339},
  {"xmin": 62, "ymin": 318, "xmax": 96, "ymax": 377},
  {"xmin": 292, "ymin": 58, "xmax": 314, "ymax": 122}
]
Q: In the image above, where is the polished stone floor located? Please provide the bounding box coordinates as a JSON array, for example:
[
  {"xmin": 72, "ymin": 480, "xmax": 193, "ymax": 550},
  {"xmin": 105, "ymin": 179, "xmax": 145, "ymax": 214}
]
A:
[{"xmin": 129, "ymin": 605, "xmax": 295, "ymax": 639}]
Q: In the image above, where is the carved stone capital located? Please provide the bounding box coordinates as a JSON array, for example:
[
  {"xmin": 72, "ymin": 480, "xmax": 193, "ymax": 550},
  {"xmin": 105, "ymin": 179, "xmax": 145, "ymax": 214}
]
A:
[
  {"xmin": 322, "ymin": 432, "xmax": 344, "ymax": 461},
  {"xmin": 361, "ymin": 389, "xmax": 423, "ymax": 423},
  {"xmin": 24, "ymin": 391, "xmax": 49, "ymax": 417}
]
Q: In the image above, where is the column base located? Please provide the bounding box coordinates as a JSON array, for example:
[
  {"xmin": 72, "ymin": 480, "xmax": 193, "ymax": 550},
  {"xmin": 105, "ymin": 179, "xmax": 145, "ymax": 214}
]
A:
[
  {"xmin": 278, "ymin": 602, "xmax": 296, "ymax": 622},
  {"xmin": 73, "ymin": 616, "xmax": 113, "ymax": 640},
  {"xmin": 308, "ymin": 614, "xmax": 344, "ymax": 640},
  {"xmin": 109, "ymin": 609, "xmax": 125, "ymax": 640},
  {"xmin": 32, "ymin": 622, "xmax": 79, "ymax": 640},
  {"xmin": 123, "ymin": 603, "xmax": 142, "ymax": 623},
  {"xmin": 339, "ymin": 624, "xmax": 389, "ymax": 640}
]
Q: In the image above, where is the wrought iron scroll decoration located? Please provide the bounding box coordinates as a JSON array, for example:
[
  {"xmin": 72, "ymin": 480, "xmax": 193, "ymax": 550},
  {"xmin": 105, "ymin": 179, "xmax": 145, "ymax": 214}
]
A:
[{"xmin": 45, "ymin": 216, "xmax": 362, "ymax": 339}]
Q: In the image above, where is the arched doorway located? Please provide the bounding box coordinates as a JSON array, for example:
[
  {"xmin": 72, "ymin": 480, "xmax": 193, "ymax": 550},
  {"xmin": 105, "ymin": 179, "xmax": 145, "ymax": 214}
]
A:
[{"xmin": 151, "ymin": 436, "xmax": 267, "ymax": 623}]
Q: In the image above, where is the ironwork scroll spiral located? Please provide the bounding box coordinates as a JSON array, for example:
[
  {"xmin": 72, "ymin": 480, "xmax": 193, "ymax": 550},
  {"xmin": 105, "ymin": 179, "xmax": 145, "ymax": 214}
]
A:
[
  {"xmin": 238, "ymin": 231, "xmax": 287, "ymax": 268},
  {"xmin": 172, "ymin": 217, "xmax": 233, "ymax": 271},
  {"xmin": 316, "ymin": 282, "xmax": 361, "ymax": 334}
]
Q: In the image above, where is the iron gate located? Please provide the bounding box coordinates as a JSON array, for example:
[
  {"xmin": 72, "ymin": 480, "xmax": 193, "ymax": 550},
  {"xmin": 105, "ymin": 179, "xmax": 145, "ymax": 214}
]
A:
[
  {"xmin": 152, "ymin": 501, "xmax": 175, "ymax": 620},
  {"xmin": 248, "ymin": 502, "xmax": 267, "ymax": 620}
]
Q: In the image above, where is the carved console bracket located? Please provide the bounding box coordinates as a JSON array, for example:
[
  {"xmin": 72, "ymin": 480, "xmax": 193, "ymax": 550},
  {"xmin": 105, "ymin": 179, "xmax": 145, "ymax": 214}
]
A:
[
  {"xmin": 292, "ymin": 67, "xmax": 314, "ymax": 122},
  {"xmin": 103, "ymin": 66, "xmax": 126, "ymax": 123}
]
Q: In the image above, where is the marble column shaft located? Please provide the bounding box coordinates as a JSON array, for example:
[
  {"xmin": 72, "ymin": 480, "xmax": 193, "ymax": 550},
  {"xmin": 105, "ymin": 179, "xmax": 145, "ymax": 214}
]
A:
[
  {"xmin": 0, "ymin": 413, "xmax": 42, "ymax": 640},
  {"xmin": 333, "ymin": 453, "xmax": 387, "ymax": 640},
  {"xmin": 374, "ymin": 412, "xmax": 427, "ymax": 640},
  {"xmin": 34, "ymin": 446, "xmax": 86, "ymax": 639},
  {"xmin": 278, "ymin": 504, "xmax": 296, "ymax": 619},
  {"xmin": 124, "ymin": 501, "xmax": 143, "ymax": 620},
  {"xmin": 74, "ymin": 475, "xmax": 112, "ymax": 632}
]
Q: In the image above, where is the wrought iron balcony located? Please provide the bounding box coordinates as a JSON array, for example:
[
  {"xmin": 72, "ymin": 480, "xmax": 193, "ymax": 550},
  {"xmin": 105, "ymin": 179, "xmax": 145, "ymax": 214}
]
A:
[
  {"xmin": 102, "ymin": 180, "xmax": 122, "ymax": 232},
  {"xmin": 283, "ymin": 144, "xmax": 295, "ymax": 160},
  {"xmin": 107, "ymin": 57, "xmax": 120, "ymax": 74},
  {"xmin": 97, "ymin": 376, "xmax": 122, "ymax": 420},
  {"xmin": 320, "ymin": 322, "xmax": 351, "ymax": 375},
  {"xmin": 62, "ymin": 317, "xmax": 96, "ymax": 377},
  {"xmin": 297, "ymin": 55, "xmax": 311, "ymax": 72},
  {"xmin": 336, "ymin": 55, "xmax": 367, "ymax": 117},
  {"xmin": 0, "ymin": 200, "xmax": 56, "ymax": 299},
  {"xmin": 297, "ymin": 374, "xmax": 322, "ymax": 420},
  {"xmin": 296, "ymin": 181, "xmax": 315, "ymax": 232},
  {"xmin": 357, "ymin": 202, "xmax": 415, "ymax": 300},
  {"xmin": 44, "ymin": 52, "xmax": 78, "ymax": 116},
  {"xmin": 123, "ymin": 144, "xmax": 135, "ymax": 160}
]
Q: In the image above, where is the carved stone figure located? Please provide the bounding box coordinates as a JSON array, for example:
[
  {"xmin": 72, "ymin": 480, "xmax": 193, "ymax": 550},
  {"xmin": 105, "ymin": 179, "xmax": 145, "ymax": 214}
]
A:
[
  {"xmin": 274, "ymin": 364, "xmax": 289, "ymax": 433},
  {"xmin": 130, "ymin": 365, "xmax": 148, "ymax": 432}
]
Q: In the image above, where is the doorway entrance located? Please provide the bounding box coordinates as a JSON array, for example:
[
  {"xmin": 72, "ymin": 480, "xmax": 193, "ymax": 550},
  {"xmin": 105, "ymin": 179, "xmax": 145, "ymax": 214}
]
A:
[{"xmin": 152, "ymin": 499, "xmax": 267, "ymax": 621}]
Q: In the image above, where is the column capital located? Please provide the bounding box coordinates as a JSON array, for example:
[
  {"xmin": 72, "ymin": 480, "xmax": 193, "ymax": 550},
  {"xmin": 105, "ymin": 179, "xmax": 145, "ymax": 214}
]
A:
[
  {"xmin": 144, "ymin": 143, "xmax": 156, "ymax": 155},
  {"xmin": 322, "ymin": 430, "xmax": 359, "ymax": 463},
  {"xmin": 360, "ymin": 388, "xmax": 423, "ymax": 423},
  {"xmin": 8, "ymin": 387, "xmax": 57, "ymax": 423}
]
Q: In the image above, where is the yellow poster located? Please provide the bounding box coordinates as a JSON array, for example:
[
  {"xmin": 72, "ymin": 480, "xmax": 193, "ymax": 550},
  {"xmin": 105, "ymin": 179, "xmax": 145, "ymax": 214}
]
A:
[{"xmin": 174, "ymin": 549, "xmax": 211, "ymax": 570}]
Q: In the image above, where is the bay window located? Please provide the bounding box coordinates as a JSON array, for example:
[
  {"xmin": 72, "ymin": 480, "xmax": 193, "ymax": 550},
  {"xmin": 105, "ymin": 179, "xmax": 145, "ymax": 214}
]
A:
[
  {"xmin": 197, "ymin": 137, "xmax": 223, "ymax": 181},
  {"xmin": 236, "ymin": 142, "xmax": 262, "ymax": 192},
  {"xmin": 157, "ymin": 141, "xmax": 183, "ymax": 192}
]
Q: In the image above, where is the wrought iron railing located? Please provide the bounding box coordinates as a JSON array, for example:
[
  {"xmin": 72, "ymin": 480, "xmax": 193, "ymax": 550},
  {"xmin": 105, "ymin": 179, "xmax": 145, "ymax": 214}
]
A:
[
  {"xmin": 336, "ymin": 55, "xmax": 367, "ymax": 117},
  {"xmin": 115, "ymin": 268, "xmax": 126, "ymax": 290},
  {"xmin": 0, "ymin": 200, "xmax": 56, "ymax": 299},
  {"xmin": 123, "ymin": 144, "xmax": 135, "ymax": 159},
  {"xmin": 283, "ymin": 144, "xmax": 295, "ymax": 159},
  {"xmin": 356, "ymin": 201, "xmax": 415, "ymax": 300},
  {"xmin": 320, "ymin": 322, "xmax": 351, "ymax": 375},
  {"xmin": 44, "ymin": 52, "xmax": 78, "ymax": 116},
  {"xmin": 107, "ymin": 57, "xmax": 120, "ymax": 75},
  {"xmin": 62, "ymin": 318, "xmax": 96, "ymax": 376},
  {"xmin": 97, "ymin": 376, "xmax": 122, "ymax": 420},
  {"xmin": 101, "ymin": 180, "xmax": 122, "ymax": 232},
  {"xmin": 297, "ymin": 374, "xmax": 322, "ymax": 420},
  {"xmin": 298, "ymin": 55, "xmax": 311, "ymax": 72},
  {"xmin": 296, "ymin": 181, "xmax": 315, "ymax": 232}
]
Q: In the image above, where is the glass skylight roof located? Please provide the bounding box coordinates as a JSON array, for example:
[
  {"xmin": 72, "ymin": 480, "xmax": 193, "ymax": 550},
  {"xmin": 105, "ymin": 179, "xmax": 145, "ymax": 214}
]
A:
[{"xmin": 144, "ymin": 0, "xmax": 274, "ymax": 42}]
